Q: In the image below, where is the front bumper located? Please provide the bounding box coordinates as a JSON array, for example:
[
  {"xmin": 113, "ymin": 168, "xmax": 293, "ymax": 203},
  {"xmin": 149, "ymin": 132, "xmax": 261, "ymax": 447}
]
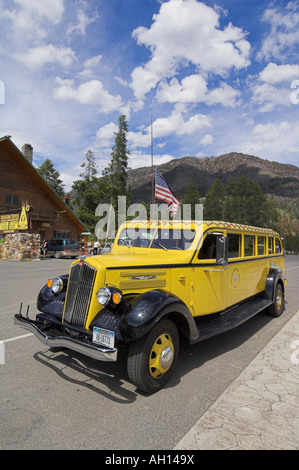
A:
[{"xmin": 14, "ymin": 313, "xmax": 118, "ymax": 362}]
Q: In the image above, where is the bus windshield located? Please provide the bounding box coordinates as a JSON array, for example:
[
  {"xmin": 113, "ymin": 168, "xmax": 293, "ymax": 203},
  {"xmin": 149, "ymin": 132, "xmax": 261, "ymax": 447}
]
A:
[{"xmin": 117, "ymin": 227, "xmax": 196, "ymax": 250}]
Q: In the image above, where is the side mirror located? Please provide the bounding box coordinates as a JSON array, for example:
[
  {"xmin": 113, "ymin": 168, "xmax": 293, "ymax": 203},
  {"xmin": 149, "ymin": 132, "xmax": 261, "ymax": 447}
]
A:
[{"xmin": 216, "ymin": 236, "xmax": 228, "ymax": 265}]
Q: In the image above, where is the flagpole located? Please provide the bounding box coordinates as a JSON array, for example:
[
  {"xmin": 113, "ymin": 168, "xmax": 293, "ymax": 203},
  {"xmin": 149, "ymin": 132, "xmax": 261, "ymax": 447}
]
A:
[{"xmin": 151, "ymin": 116, "xmax": 154, "ymax": 206}]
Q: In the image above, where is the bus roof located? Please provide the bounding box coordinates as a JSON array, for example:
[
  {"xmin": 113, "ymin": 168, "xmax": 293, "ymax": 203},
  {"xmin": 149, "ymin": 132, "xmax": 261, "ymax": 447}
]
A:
[{"xmin": 120, "ymin": 220, "xmax": 280, "ymax": 237}]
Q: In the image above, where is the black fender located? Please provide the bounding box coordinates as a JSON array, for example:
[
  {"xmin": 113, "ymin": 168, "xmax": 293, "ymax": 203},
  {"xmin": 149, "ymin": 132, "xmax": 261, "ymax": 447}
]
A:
[
  {"xmin": 265, "ymin": 267, "xmax": 285, "ymax": 303},
  {"xmin": 117, "ymin": 289, "xmax": 198, "ymax": 343},
  {"xmin": 37, "ymin": 274, "xmax": 69, "ymax": 318}
]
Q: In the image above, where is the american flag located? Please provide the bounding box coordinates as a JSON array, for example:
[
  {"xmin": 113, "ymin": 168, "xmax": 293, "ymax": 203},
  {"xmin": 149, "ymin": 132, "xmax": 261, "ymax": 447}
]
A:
[{"xmin": 155, "ymin": 169, "xmax": 180, "ymax": 216}]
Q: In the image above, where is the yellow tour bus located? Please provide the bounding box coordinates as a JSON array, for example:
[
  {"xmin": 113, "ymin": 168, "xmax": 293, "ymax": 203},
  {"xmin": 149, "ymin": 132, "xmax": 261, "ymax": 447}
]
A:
[{"xmin": 15, "ymin": 220, "xmax": 286, "ymax": 394}]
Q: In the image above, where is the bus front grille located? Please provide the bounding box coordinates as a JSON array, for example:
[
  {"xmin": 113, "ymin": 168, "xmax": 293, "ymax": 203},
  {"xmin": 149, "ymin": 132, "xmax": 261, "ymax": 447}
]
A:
[{"xmin": 63, "ymin": 262, "xmax": 97, "ymax": 328}]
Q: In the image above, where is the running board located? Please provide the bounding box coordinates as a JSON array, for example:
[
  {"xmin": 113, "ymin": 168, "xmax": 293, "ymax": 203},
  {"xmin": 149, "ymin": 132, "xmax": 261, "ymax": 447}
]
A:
[{"xmin": 192, "ymin": 297, "xmax": 272, "ymax": 343}]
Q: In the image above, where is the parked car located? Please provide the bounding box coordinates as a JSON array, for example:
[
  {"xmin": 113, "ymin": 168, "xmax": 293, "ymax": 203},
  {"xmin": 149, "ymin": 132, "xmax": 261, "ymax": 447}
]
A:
[
  {"xmin": 15, "ymin": 220, "xmax": 286, "ymax": 394},
  {"xmin": 89, "ymin": 242, "xmax": 113, "ymax": 256},
  {"xmin": 100, "ymin": 242, "xmax": 113, "ymax": 253},
  {"xmin": 45, "ymin": 238, "xmax": 80, "ymax": 259}
]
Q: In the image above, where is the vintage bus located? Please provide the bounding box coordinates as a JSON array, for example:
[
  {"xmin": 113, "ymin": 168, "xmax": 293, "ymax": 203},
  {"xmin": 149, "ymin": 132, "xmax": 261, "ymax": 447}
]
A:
[{"xmin": 15, "ymin": 220, "xmax": 286, "ymax": 393}]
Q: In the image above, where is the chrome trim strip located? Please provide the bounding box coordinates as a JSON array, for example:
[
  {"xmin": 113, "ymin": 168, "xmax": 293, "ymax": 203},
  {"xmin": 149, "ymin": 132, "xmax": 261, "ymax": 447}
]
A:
[{"xmin": 14, "ymin": 314, "xmax": 117, "ymax": 362}]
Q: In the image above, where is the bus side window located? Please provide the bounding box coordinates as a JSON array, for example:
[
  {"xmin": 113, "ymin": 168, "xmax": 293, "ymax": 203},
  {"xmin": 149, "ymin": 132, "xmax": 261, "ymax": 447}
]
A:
[
  {"xmin": 268, "ymin": 236, "xmax": 274, "ymax": 254},
  {"xmin": 275, "ymin": 237, "xmax": 282, "ymax": 254},
  {"xmin": 244, "ymin": 235, "xmax": 255, "ymax": 257},
  {"xmin": 258, "ymin": 236, "xmax": 266, "ymax": 255},
  {"xmin": 228, "ymin": 233, "xmax": 241, "ymax": 258},
  {"xmin": 198, "ymin": 234, "xmax": 217, "ymax": 259}
]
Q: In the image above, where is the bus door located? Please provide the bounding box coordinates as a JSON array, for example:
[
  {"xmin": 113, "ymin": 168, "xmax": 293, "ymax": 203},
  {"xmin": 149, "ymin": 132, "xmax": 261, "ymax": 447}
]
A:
[{"xmin": 192, "ymin": 232, "xmax": 226, "ymax": 316}]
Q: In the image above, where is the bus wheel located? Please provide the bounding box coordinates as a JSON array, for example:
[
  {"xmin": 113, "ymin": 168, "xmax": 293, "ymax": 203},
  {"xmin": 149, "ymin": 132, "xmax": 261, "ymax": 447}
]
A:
[
  {"xmin": 267, "ymin": 283, "xmax": 284, "ymax": 317},
  {"xmin": 127, "ymin": 319, "xmax": 179, "ymax": 394}
]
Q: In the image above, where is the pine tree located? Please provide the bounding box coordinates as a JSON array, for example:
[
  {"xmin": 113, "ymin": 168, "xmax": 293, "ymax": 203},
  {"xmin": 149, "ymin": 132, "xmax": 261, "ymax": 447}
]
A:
[
  {"xmin": 38, "ymin": 159, "xmax": 65, "ymax": 197},
  {"xmin": 80, "ymin": 150, "xmax": 97, "ymax": 182},
  {"xmin": 72, "ymin": 150, "xmax": 104, "ymax": 233},
  {"xmin": 182, "ymin": 180, "xmax": 200, "ymax": 219},
  {"xmin": 103, "ymin": 115, "xmax": 130, "ymax": 200},
  {"xmin": 203, "ymin": 176, "xmax": 279, "ymax": 228},
  {"xmin": 203, "ymin": 179, "xmax": 225, "ymax": 220}
]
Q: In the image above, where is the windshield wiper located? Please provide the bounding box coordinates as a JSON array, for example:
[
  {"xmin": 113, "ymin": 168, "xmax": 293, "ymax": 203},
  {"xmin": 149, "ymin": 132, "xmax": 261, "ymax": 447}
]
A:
[{"xmin": 152, "ymin": 240, "xmax": 168, "ymax": 251}]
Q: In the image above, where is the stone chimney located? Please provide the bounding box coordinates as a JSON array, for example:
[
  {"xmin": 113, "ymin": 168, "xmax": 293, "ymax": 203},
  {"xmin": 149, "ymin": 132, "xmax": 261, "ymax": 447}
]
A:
[{"xmin": 22, "ymin": 143, "xmax": 33, "ymax": 164}]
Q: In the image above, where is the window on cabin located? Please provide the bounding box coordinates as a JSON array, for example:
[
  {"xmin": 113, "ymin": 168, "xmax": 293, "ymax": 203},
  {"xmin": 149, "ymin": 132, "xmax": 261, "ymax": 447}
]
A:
[
  {"xmin": 244, "ymin": 235, "xmax": 255, "ymax": 257},
  {"xmin": 268, "ymin": 237, "xmax": 274, "ymax": 254},
  {"xmin": 5, "ymin": 194, "xmax": 19, "ymax": 206},
  {"xmin": 228, "ymin": 233, "xmax": 241, "ymax": 258},
  {"xmin": 275, "ymin": 237, "xmax": 282, "ymax": 254},
  {"xmin": 258, "ymin": 236, "xmax": 266, "ymax": 255},
  {"xmin": 198, "ymin": 234, "xmax": 217, "ymax": 259}
]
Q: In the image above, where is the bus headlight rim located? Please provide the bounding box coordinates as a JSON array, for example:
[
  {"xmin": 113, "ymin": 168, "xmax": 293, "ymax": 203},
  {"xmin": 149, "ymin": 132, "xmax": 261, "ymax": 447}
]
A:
[
  {"xmin": 51, "ymin": 277, "xmax": 64, "ymax": 294},
  {"xmin": 96, "ymin": 286, "xmax": 122, "ymax": 306},
  {"xmin": 97, "ymin": 287, "xmax": 112, "ymax": 306}
]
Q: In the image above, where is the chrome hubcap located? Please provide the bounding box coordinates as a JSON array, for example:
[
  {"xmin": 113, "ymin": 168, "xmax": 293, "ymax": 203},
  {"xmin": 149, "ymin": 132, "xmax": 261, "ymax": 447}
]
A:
[
  {"xmin": 160, "ymin": 346, "xmax": 174, "ymax": 369},
  {"xmin": 149, "ymin": 333, "xmax": 174, "ymax": 378}
]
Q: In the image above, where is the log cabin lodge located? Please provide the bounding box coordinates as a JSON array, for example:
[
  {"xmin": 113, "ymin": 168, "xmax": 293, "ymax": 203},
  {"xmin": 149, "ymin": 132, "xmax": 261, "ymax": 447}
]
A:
[{"xmin": 0, "ymin": 136, "xmax": 88, "ymax": 251}]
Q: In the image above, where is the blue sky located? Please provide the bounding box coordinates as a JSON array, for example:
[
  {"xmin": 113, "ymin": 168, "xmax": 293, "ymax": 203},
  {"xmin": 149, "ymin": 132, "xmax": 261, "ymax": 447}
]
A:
[{"xmin": 1, "ymin": 0, "xmax": 299, "ymax": 190}]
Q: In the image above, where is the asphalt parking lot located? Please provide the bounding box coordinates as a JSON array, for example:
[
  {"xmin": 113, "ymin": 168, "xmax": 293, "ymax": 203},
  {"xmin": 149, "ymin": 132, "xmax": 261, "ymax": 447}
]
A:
[{"xmin": 1, "ymin": 256, "xmax": 298, "ymax": 450}]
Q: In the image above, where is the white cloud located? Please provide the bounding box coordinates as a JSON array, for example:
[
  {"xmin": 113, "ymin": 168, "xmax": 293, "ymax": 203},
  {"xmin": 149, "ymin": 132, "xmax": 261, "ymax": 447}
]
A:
[
  {"xmin": 206, "ymin": 82, "xmax": 241, "ymax": 107},
  {"xmin": 120, "ymin": 104, "xmax": 213, "ymax": 151},
  {"xmin": 14, "ymin": 0, "xmax": 64, "ymax": 23},
  {"xmin": 200, "ymin": 134, "xmax": 214, "ymax": 146},
  {"xmin": 96, "ymin": 122, "xmax": 118, "ymax": 146},
  {"xmin": 152, "ymin": 105, "xmax": 212, "ymax": 138},
  {"xmin": 53, "ymin": 79, "xmax": 123, "ymax": 113},
  {"xmin": 1, "ymin": 0, "xmax": 64, "ymax": 40},
  {"xmin": 238, "ymin": 120, "xmax": 299, "ymax": 163},
  {"xmin": 129, "ymin": 151, "xmax": 175, "ymax": 170},
  {"xmin": 128, "ymin": 131, "xmax": 151, "ymax": 149},
  {"xmin": 131, "ymin": 0, "xmax": 250, "ymax": 99},
  {"xmin": 251, "ymin": 83, "xmax": 292, "ymax": 112},
  {"xmin": 157, "ymin": 74, "xmax": 206, "ymax": 103},
  {"xmin": 15, "ymin": 44, "xmax": 76, "ymax": 69},
  {"xmin": 79, "ymin": 54, "xmax": 103, "ymax": 78},
  {"xmin": 83, "ymin": 55, "xmax": 103, "ymax": 69},
  {"xmin": 156, "ymin": 74, "xmax": 241, "ymax": 107},
  {"xmin": 67, "ymin": 8, "xmax": 97, "ymax": 37},
  {"xmin": 259, "ymin": 62, "xmax": 299, "ymax": 84},
  {"xmin": 253, "ymin": 121, "xmax": 291, "ymax": 141},
  {"xmin": 258, "ymin": 3, "xmax": 299, "ymax": 60},
  {"xmin": 251, "ymin": 61, "xmax": 299, "ymax": 113}
]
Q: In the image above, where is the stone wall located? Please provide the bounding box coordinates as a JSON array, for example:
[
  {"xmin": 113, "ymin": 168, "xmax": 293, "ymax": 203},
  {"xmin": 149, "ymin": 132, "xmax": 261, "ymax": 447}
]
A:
[{"xmin": 0, "ymin": 233, "xmax": 41, "ymax": 260}]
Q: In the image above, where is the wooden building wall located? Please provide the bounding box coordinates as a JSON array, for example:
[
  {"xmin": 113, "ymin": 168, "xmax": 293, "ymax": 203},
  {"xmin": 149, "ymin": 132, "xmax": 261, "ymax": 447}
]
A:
[{"xmin": 0, "ymin": 138, "xmax": 86, "ymax": 241}]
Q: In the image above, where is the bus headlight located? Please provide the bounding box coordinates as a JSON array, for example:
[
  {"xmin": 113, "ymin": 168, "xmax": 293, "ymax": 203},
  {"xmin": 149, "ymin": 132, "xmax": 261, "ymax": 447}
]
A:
[
  {"xmin": 48, "ymin": 277, "xmax": 63, "ymax": 294},
  {"xmin": 96, "ymin": 287, "xmax": 122, "ymax": 306}
]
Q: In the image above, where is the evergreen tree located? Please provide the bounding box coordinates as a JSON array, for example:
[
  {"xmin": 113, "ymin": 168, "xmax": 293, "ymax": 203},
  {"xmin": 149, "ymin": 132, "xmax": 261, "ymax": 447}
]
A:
[
  {"xmin": 38, "ymin": 159, "xmax": 65, "ymax": 197},
  {"xmin": 103, "ymin": 115, "xmax": 130, "ymax": 200},
  {"xmin": 224, "ymin": 177, "xmax": 238, "ymax": 221},
  {"xmin": 182, "ymin": 180, "xmax": 200, "ymax": 219},
  {"xmin": 72, "ymin": 150, "xmax": 104, "ymax": 233},
  {"xmin": 80, "ymin": 149, "xmax": 98, "ymax": 182},
  {"xmin": 203, "ymin": 176, "xmax": 279, "ymax": 228},
  {"xmin": 203, "ymin": 179, "xmax": 225, "ymax": 220},
  {"xmin": 102, "ymin": 115, "xmax": 131, "ymax": 230}
]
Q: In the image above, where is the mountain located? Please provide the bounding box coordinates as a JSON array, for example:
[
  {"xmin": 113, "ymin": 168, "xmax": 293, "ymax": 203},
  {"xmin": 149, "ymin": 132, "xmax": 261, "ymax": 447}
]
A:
[{"xmin": 128, "ymin": 152, "xmax": 299, "ymax": 203}]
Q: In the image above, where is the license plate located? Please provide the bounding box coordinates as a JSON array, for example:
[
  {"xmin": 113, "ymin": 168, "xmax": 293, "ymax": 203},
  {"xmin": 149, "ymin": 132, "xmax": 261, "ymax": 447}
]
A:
[{"xmin": 92, "ymin": 327, "xmax": 115, "ymax": 349}]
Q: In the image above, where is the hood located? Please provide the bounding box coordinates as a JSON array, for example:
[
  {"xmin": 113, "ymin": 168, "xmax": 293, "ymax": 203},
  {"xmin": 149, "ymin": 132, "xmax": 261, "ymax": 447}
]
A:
[{"xmin": 84, "ymin": 247, "xmax": 193, "ymax": 270}]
